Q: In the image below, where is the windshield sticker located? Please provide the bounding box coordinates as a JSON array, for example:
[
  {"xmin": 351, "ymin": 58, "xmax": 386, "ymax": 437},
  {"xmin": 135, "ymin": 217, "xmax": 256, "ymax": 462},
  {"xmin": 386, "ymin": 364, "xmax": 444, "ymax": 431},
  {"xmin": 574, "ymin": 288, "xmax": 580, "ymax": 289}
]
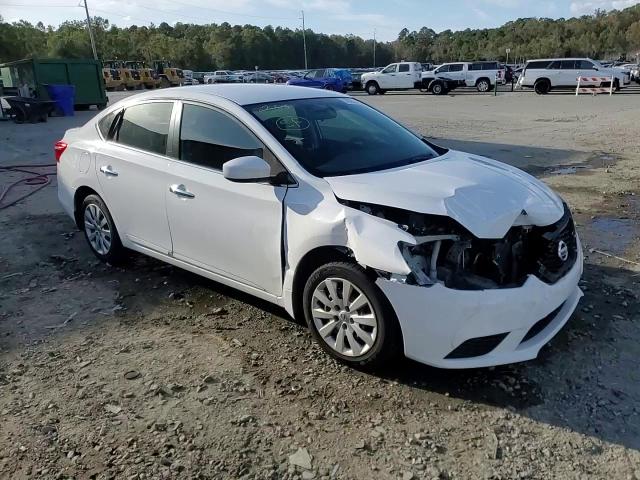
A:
[
  {"xmin": 257, "ymin": 104, "xmax": 290, "ymax": 113},
  {"xmin": 276, "ymin": 116, "xmax": 310, "ymax": 130}
]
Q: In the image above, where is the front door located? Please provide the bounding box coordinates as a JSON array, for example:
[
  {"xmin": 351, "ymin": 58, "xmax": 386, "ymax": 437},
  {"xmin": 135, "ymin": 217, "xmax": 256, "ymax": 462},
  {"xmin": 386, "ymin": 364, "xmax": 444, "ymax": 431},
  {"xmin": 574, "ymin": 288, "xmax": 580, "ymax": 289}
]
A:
[
  {"xmin": 165, "ymin": 102, "xmax": 287, "ymax": 295},
  {"xmin": 94, "ymin": 101, "xmax": 175, "ymax": 253},
  {"xmin": 377, "ymin": 64, "xmax": 399, "ymax": 88}
]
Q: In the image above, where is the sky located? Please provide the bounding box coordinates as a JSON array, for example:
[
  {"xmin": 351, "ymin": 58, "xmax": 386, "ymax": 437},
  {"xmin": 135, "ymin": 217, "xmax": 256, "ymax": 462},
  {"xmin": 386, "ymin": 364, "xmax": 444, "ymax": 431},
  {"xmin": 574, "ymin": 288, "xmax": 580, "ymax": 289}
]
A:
[{"xmin": 1, "ymin": 0, "xmax": 640, "ymax": 41}]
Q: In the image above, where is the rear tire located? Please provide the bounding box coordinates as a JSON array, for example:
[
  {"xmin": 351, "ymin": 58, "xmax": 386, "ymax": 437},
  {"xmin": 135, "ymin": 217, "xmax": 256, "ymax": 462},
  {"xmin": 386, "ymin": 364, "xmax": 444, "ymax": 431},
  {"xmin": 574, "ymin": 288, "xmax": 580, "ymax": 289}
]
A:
[
  {"xmin": 534, "ymin": 79, "xmax": 551, "ymax": 95},
  {"xmin": 80, "ymin": 194, "xmax": 126, "ymax": 265},
  {"xmin": 365, "ymin": 81, "xmax": 380, "ymax": 95},
  {"xmin": 303, "ymin": 262, "xmax": 402, "ymax": 369},
  {"xmin": 476, "ymin": 78, "xmax": 490, "ymax": 92},
  {"xmin": 160, "ymin": 77, "xmax": 171, "ymax": 88}
]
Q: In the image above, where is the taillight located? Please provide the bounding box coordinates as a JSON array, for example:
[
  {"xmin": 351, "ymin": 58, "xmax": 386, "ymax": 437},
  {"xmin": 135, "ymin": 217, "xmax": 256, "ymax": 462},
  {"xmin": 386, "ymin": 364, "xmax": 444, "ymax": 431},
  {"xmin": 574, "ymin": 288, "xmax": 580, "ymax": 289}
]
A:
[{"xmin": 54, "ymin": 140, "xmax": 68, "ymax": 162}]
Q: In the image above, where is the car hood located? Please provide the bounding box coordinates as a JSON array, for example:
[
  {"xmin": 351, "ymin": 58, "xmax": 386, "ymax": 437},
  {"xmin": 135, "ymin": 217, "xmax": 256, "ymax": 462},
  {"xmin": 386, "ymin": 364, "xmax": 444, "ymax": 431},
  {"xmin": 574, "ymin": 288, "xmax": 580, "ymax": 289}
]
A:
[{"xmin": 324, "ymin": 150, "xmax": 565, "ymax": 239}]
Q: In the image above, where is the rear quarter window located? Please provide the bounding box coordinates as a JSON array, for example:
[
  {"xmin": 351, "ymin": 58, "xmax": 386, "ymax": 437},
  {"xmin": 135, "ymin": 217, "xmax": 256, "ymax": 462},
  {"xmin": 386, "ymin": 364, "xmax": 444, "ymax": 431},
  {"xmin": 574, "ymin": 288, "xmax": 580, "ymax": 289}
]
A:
[{"xmin": 97, "ymin": 111, "xmax": 117, "ymax": 139}]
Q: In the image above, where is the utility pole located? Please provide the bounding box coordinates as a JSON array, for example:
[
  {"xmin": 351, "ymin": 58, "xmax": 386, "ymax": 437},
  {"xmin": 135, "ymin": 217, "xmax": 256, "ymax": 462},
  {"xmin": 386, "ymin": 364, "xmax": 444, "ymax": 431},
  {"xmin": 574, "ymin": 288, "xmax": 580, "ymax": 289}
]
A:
[
  {"xmin": 301, "ymin": 10, "xmax": 308, "ymax": 69},
  {"xmin": 373, "ymin": 29, "xmax": 376, "ymax": 68},
  {"xmin": 83, "ymin": 0, "xmax": 98, "ymax": 60}
]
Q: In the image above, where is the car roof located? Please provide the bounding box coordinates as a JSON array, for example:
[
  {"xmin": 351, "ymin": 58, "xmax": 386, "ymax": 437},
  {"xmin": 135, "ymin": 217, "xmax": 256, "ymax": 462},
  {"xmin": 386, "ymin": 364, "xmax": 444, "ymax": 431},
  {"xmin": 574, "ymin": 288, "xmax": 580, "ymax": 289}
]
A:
[
  {"xmin": 117, "ymin": 84, "xmax": 344, "ymax": 106},
  {"xmin": 527, "ymin": 58, "xmax": 592, "ymax": 61}
]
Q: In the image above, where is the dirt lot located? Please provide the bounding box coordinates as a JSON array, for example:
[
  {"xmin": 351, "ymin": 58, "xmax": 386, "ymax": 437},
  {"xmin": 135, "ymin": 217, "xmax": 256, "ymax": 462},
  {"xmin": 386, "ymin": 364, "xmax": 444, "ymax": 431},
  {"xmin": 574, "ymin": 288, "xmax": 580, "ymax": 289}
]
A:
[{"xmin": 1, "ymin": 87, "xmax": 639, "ymax": 480}]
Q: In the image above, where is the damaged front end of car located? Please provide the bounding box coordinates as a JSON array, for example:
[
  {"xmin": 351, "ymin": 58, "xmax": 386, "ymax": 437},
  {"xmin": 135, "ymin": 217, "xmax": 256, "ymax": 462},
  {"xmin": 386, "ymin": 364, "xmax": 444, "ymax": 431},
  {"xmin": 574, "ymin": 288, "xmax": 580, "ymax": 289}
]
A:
[{"xmin": 338, "ymin": 198, "xmax": 578, "ymax": 290}]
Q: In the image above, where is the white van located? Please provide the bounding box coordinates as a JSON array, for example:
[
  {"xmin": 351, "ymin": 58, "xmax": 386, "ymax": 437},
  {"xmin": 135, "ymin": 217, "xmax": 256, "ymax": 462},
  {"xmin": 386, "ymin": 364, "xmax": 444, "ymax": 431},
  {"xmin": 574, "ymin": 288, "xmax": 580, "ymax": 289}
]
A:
[{"xmin": 517, "ymin": 58, "xmax": 629, "ymax": 94}]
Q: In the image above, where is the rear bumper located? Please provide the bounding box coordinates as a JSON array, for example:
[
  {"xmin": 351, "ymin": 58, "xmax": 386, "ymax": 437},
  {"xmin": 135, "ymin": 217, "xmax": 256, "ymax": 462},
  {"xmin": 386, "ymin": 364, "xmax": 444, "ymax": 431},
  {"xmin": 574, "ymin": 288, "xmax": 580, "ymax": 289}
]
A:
[{"xmin": 377, "ymin": 238, "xmax": 584, "ymax": 369}]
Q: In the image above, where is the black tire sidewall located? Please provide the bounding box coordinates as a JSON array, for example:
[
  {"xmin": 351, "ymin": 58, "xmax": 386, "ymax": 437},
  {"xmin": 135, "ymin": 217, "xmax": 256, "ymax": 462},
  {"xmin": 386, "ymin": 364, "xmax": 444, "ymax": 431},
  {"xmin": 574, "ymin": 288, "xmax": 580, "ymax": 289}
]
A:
[
  {"xmin": 81, "ymin": 194, "xmax": 125, "ymax": 264},
  {"xmin": 535, "ymin": 80, "xmax": 550, "ymax": 94},
  {"xmin": 302, "ymin": 262, "xmax": 400, "ymax": 368}
]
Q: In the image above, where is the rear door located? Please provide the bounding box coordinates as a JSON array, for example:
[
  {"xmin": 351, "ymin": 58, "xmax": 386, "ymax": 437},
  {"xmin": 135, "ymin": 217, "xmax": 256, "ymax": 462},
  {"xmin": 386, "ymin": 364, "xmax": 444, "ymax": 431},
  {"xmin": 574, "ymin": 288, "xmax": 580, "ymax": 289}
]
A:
[
  {"xmin": 165, "ymin": 102, "xmax": 288, "ymax": 295},
  {"xmin": 396, "ymin": 63, "xmax": 415, "ymax": 88},
  {"xmin": 560, "ymin": 60, "xmax": 578, "ymax": 86},
  {"xmin": 94, "ymin": 101, "xmax": 175, "ymax": 253}
]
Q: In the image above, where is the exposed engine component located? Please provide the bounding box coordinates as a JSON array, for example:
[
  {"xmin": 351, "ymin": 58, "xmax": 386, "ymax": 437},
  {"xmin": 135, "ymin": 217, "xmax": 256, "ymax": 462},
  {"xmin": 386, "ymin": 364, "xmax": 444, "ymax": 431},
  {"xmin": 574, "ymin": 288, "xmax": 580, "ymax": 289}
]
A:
[{"xmin": 339, "ymin": 198, "xmax": 577, "ymax": 290}]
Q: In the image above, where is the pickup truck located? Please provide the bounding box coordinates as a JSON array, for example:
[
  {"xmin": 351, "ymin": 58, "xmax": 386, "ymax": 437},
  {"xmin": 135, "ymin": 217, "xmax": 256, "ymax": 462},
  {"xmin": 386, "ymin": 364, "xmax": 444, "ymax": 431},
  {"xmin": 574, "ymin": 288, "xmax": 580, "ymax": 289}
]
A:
[
  {"xmin": 360, "ymin": 62, "xmax": 423, "ymax": 95},
  {"xmin": 421, "ymin": 61, "xmax": 506, "ymax": 94}
]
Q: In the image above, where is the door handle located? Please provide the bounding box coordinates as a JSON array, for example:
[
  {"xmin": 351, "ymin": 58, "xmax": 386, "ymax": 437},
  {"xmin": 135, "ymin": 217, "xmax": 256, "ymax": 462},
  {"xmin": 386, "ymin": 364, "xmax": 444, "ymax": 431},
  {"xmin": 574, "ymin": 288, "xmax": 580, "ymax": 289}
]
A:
[
  {"xmin": 100, "ymin": 165, "xmax": 118, "ymax": 177},
  {"xmin": 169, "ymin": 184, "xmax": 195, "ymax": 199}
]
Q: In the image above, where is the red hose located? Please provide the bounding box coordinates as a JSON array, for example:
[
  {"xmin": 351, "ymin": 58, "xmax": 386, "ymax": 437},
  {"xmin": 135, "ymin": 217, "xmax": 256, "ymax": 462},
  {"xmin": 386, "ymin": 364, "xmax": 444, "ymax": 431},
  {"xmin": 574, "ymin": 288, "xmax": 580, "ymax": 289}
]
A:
[{"xmin": 0, "ymin": 163, "xmax": 57, "ymax": 210}]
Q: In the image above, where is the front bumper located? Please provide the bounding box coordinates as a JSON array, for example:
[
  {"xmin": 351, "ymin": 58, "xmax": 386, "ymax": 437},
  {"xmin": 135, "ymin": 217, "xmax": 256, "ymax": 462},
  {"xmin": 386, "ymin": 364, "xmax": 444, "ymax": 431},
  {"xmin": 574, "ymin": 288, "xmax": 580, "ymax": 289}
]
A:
[{"xmin": 377, "ymin": 239, "xmax": 583, "ymax": 369}]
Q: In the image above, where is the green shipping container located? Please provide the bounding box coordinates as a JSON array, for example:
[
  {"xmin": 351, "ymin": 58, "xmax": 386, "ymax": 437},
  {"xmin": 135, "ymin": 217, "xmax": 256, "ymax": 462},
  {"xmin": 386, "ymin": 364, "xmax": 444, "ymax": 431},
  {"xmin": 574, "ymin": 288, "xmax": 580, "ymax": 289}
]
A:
[{"xmin": 0, "ymin": 58, "xmax": 108, "ymax": 110}]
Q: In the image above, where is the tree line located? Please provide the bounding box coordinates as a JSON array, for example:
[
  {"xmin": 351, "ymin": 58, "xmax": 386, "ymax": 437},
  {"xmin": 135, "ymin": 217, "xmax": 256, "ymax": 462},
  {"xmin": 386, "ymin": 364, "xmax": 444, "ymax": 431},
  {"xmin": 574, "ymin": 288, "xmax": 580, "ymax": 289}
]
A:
[{"xmin": 1, "ymin": 4, "xmax": 640, "ymax": 70}]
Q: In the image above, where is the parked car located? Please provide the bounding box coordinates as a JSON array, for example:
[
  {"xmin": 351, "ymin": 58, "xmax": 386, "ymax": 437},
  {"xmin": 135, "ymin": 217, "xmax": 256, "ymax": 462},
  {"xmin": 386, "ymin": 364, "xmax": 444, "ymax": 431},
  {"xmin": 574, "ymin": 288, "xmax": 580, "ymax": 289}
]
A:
[
  {"xmin": 287, "ymin": 68, "xmax": 351, "ymax": 93},
  {"xmin": 243, "ymin": 72, "xmax": 275, "ymax": 83},
  {"xmin": 182, "ymin": 69, "xmax": 196, "ymax": 85},
  {"xmin": 204, "ymin": 70, "xmax": 243, "ymax": 84},
  {"xmin": 517, "ymin": 58, "xmax": 629, "ymax": 94},
  {"xmin": 361, "ymin": 62, "xmax": 423, "ymax": 94},
  {"xmin": 56, "ymin": 84, "xmax": 583, "ymax": 369},
  {"xmin": 621, "ymin": 63, "xmax": 639, "ymax": 81},
  {"xmin": 421, "ymin": 61, "xmax": 506, "ymax": 94},
  {"xmin": 192, "ymin": 72, "xmax": 206, "ymax": 84}
]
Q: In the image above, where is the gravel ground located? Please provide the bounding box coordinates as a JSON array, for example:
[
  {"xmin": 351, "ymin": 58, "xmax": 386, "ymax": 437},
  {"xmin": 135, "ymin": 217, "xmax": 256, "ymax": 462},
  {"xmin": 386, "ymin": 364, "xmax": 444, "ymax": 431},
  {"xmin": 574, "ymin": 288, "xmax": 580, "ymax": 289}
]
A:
[{"xmin": 0, "ymin": 86, "xmax": 639, "ymax": 480}]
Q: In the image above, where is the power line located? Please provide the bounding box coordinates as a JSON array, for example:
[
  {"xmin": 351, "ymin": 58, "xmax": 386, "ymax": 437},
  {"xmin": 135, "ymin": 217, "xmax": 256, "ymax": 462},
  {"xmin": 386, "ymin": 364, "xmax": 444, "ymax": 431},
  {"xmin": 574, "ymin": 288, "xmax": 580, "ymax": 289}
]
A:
[
  {"xmin": 165, "ymin": 0, "xmax": 298, "ymax": 20},
  {"xmin": 0, "ymin": 3, "xmax": 77, "ymax": 6}
]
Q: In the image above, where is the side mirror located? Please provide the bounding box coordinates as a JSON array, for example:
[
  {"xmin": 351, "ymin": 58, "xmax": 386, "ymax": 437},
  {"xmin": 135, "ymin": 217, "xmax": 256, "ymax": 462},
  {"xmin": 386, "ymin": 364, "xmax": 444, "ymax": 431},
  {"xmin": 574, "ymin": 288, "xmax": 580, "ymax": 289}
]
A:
[
  {"xmin": 223, "ymin": 156, "xmax": 271, "ymax": 183},
  {"xmin": 593, "ymin": 66, "xmax": 599, "ymax": 70}
]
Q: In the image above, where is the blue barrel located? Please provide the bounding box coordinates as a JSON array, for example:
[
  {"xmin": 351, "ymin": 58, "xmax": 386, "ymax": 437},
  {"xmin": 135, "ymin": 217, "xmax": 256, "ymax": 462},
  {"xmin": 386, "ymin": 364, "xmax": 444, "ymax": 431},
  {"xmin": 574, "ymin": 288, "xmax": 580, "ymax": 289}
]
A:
[{"xmin": 44, "ymin": 84, "xmax": 76, "ymax": 116}]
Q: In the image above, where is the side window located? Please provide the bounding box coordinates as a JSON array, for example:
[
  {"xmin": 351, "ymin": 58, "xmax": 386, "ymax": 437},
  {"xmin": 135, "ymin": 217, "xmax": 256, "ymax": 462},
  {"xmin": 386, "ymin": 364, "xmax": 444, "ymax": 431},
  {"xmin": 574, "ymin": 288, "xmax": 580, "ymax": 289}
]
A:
[
  {"xmin": 179, "ymin": 104, "xmax": 263, "ymax": 171},
  {"xmin": 482, "ymin": 62, "xmax": 498, "ymax": 70},
  {"xmin": 398, "ymin": 64, "xmax": 410, "ymax": 72},
  {"xmin": 469, "ymin": 63, "xmax": 481, "ymax": 71},
  {"xmin": 449, "ymin": 64, "xmax": 464, "ymax": 72},
  {"xmin": 548, "ymin": 61, "xmax": 561, "ymax": 70},
  {"xmin": 435, "ymin": 65, "xmax": 449, "ymax": 73},
  {"xmin": 561, "ymin": 60, "xmax": 577, "ymax": 69},
  {"xmin": 578, "ymin": 60, "xmax": 595, "ymax": 69},
  {"xmin": 381, "ymin": 64, "xmax": 397, "ymax": 74},
  {"xmin": 98, "ymin": 110, "xmax": 117, "ymax": 139},
  {"xmin": 527, "ymin": 61, "xmax": 551, "ymax": 70},
  {"xmin": 115, "ymin": 102, "xmax": 173, "ymax": 155},
  {"xmin": 315, "ymin": 69, "xmax": 327, "ymax": 78}
]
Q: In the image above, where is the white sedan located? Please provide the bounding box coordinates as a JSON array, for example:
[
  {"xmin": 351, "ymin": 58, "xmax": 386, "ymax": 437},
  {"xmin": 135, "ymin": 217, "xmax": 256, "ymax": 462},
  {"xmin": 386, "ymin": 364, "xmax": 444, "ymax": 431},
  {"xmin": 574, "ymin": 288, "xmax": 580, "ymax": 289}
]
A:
[{"xmin": 56, "ymin": 85, "xmax": 583, "ymax": 369}]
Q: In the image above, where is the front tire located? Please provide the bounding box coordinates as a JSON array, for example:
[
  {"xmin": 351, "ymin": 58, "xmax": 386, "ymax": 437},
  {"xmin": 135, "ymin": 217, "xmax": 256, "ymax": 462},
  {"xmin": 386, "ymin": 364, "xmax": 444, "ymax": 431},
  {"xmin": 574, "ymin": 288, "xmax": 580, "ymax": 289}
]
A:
[
  {"xmin": 303, "ymin": 262, "xmax": 401, "ymax": 369},
  {"xmin": 365, "ymin": 81, "xmax": 379, "ymax": 95},
  {"xmin": 81, "ymin": 194, "xmax": 125, "ymax": 264}
]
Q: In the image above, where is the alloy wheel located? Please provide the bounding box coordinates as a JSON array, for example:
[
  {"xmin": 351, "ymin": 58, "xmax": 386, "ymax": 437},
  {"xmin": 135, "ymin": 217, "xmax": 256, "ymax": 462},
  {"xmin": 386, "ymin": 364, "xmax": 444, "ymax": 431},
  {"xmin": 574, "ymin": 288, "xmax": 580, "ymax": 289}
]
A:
[
  {"xmin": 311, "ymin": 277, "xmax": 378, "ymax": 357},
  {"xmin": 84, "ymin": 203, "xmax": 112, "ymax": 255}
]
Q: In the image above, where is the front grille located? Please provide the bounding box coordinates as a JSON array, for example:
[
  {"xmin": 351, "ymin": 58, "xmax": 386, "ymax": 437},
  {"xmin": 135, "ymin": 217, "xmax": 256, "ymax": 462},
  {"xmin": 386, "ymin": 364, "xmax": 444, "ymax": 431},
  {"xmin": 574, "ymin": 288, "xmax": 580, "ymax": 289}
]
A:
[
  {"xmin": 533, "ymin": 204, "xmax": 577, "ymax": 283},
  {"xmin": 445, "ymin": 332, "xmax": 509, "ymax": 359},
  {"xmin": 521, "ymin": 302, "xmax": 564, "ymax": 343}
]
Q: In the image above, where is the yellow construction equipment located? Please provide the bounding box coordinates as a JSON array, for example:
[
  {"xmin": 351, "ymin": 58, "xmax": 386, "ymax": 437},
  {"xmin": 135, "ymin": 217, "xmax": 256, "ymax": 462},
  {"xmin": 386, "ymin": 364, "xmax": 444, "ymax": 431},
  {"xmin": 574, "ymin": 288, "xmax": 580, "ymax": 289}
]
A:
[
  {"xmin": 125, "ymin": 61, "xmax": 160, "ymax": 89},
  {"xmin": 103, "ymin": 60, "xmax": 142, "ymax": 90},
  {"xmin": 102, "ymin": 64, "xmax": 125, "ymax": 90},
  {"xmin": 152, "ymin": 61, "xmax": 184, "ymax": 87}
]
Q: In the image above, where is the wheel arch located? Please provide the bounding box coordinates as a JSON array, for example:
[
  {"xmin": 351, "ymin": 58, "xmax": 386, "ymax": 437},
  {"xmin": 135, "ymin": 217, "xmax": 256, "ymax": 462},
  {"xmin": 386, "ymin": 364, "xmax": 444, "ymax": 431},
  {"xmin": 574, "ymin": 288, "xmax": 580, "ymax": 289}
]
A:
[
  {"xmin": 475, "ymin": 76, "xmax": 491, "ymax": 86},
  {"xmin": 73, "ymin": 185, "xmax": 100, "ymax": 229},
  {"xmin": 290, "ymin": 245, "xmax": 355, "ymax": 322}
]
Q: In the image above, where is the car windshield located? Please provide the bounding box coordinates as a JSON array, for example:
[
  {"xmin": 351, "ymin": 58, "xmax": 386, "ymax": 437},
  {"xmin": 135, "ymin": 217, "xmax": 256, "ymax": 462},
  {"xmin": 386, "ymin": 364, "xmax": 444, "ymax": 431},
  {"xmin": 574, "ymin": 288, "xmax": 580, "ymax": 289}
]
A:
[{"xmin": 245, "ymin": 97, "xmax": 440, "ymax": 177}]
